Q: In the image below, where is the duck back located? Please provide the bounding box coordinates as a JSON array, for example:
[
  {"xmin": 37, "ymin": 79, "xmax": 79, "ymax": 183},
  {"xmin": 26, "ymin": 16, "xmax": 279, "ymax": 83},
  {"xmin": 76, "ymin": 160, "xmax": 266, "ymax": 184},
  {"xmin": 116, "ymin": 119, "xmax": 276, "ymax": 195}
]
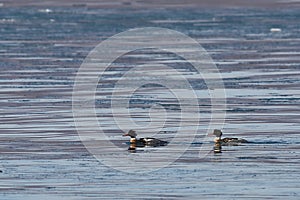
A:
[
  {"xmin": 222, "ymin": 137, "xmax": 249, "ymax": 145},
  {"xmin": 140, "ymin": 138, "xmax": 168, "ymax": 147}
]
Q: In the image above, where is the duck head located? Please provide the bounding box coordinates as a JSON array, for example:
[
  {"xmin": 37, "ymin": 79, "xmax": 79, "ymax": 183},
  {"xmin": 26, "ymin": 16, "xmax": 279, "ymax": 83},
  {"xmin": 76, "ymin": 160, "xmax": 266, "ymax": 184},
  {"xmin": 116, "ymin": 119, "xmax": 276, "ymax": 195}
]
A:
[
  {"xmin": 123, "ymin": 130, "xmax": 137, "ymax": 143},
  {"xmin": 213, "ymin": 129, "xmax": 222, "ymax": 143},
  {"xmin": 213, "ymin": 129, "xmax": 222, "ymax": 137}
]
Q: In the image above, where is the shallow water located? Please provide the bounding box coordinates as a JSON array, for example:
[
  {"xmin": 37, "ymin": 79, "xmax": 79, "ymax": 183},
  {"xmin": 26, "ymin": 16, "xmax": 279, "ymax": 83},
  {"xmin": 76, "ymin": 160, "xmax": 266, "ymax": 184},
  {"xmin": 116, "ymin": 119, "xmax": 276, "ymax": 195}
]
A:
[{"xmin": 0, "ymin": 5, "xmax": 300, "ymax": 199}]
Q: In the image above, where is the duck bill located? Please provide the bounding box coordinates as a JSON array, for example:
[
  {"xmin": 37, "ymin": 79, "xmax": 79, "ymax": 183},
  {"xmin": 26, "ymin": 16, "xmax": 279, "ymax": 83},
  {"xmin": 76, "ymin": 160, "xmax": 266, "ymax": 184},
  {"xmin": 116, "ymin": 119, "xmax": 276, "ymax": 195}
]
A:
[{"xmin": 122, "ymin": 133, "xmax": 129, "ymax": 137}]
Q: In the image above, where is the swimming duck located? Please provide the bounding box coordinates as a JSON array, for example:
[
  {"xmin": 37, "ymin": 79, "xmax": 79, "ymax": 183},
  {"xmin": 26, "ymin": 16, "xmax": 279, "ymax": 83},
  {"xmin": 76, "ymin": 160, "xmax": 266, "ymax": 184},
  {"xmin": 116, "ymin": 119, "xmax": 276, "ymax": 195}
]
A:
[
  {"xmin": 213, "ymin": 129, "xmax": 248, "ymax": 145},
  {"xmin": 123, "ymin": 130, "xmax": 168, "ymax": 147}
]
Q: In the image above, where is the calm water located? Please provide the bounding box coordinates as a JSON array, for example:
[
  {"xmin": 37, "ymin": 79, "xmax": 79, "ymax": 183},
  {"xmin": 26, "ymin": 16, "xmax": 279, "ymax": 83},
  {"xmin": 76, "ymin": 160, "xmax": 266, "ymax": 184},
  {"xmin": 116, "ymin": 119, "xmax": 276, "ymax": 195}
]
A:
[{"xmin": 0, "ymin": 6, "xmax": 300, "ymax": 199}]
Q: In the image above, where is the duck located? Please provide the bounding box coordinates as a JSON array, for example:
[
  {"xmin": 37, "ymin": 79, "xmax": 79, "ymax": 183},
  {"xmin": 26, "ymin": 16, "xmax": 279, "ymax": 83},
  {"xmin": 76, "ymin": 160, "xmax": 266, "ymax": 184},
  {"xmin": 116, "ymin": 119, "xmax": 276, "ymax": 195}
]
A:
[
  {"xmin": 123, "ymin": 130, "xmax": 169, "ymax": 148},
  {"xmin": 213, "ymin": 129, "xmax": 249, "ymax": 145}
]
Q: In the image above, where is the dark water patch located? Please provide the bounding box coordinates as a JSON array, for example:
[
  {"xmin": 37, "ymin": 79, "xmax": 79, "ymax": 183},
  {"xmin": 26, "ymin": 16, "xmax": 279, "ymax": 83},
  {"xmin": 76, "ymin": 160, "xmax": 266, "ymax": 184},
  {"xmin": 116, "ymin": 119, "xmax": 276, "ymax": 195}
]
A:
[
  {"xmin": 250, "ymin": 140, "xmax": 300, "ymax": 145},
  {"xmin": 237, "ymin": 156, "xmax": 277, "ymax": 160}
]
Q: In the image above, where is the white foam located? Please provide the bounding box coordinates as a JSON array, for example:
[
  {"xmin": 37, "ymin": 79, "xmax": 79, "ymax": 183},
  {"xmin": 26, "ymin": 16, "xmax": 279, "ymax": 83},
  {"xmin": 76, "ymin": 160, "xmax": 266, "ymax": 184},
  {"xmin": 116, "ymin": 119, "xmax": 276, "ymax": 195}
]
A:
[
  {"xmin": 270, "ymin": 28, "xmax": 282, "ymax": 32},
  {"xmin": 38, "ymin": 9, "xmax": 53, "ymax": 13}
]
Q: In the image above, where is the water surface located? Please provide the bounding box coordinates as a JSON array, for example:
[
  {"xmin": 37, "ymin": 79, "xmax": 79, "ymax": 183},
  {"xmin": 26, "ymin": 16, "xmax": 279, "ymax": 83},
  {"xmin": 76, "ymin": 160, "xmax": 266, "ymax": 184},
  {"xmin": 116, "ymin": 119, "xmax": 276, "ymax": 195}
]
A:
[{"xmin": 0, "ymin": 5, "xmax": 299, "ymax": 199}]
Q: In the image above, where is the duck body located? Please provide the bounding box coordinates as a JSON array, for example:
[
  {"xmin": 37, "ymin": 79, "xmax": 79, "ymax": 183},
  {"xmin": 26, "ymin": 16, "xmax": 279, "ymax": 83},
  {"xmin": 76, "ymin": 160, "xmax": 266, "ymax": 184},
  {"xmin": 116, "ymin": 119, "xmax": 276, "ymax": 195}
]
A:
[
  {"xmin": 123, "ymin": 130, "xmax": 168, "ymax": 148},
  {"xmin": 221, "ymin": 137, "xmax": 249, "ymax": 145},
  {"xmin": 213, "ymin": 129, "xmax": 249, "ymax": 146}
]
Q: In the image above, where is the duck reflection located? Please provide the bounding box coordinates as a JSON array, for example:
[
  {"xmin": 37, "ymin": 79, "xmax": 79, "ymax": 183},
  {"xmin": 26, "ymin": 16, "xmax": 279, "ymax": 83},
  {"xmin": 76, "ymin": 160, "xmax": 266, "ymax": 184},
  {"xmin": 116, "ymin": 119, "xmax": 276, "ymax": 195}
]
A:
[{"xmin": 128, "ymin": 143, "xmax": 137, "ymax": 153}]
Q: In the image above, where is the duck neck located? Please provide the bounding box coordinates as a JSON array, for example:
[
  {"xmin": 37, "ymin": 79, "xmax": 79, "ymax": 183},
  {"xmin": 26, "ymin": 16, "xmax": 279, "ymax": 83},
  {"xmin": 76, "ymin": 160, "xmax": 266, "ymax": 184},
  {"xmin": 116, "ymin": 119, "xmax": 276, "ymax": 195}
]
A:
[
  {"xmin": 214, "ymin": 137, "xmax": 222, "ymax": 143},
  {"xmin": 130, "ymin": 137, "xmax": 137, "ymax": 143}
]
